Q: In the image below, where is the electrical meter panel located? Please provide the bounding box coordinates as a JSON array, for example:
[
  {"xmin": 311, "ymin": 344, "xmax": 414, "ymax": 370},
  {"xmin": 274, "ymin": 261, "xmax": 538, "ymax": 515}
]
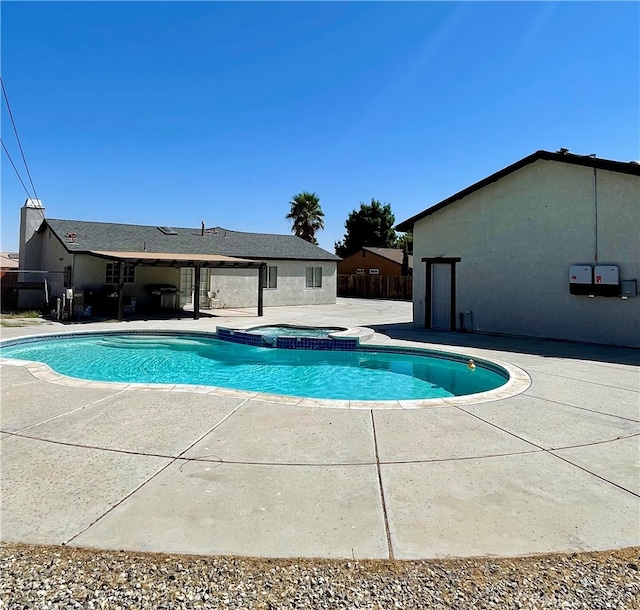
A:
[
  {"xmin": 569, "ymin": 265, "xmax": 593, "ymax": 295},
  {"xmin": 570, "ymin": 264, "xmax": 626, "ymax": 298},
  {"xmin": 569, "ymin": 266, "xmax": 592, "ymax": 284},
  {"xmin": 593, "ymin": 265, "xmax": 620, "ymax": 297},
  {"xmin": 594, "ymin": 265, "xmax": 619, "ymax": 285}
]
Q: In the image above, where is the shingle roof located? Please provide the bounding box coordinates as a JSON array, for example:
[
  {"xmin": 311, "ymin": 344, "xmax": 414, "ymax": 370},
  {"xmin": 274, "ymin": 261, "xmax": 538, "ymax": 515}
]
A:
[
  {"xmin": 362, "ymin": 247, "xmax": 413, "ymax": 269},
  {"xmin": 396, "ymin": 150, "xmax": 640, "ymax": 232},
  {"xmin": 0, "ymin": 252, "xmax": 19, "ymax": 268},
  {"xmin": 43, "ymin": 219, "xmax": 340, "ymax": 261}
]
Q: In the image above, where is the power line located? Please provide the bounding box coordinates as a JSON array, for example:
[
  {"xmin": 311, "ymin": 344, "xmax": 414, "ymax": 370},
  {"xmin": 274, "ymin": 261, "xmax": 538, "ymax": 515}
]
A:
[
  {"xmin": 0, "ymin": 137, "xmax": 33, "ymax": 199},
  {"xmin": 1, "ymin": 76, "xmax": 39, "ymax": 201}
]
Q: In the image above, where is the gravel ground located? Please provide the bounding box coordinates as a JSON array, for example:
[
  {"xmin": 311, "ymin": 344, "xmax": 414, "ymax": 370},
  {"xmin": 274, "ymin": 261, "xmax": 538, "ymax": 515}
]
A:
[{"xmin": 1, "ymin": 543, "xmax": 638, "ymax": 609}]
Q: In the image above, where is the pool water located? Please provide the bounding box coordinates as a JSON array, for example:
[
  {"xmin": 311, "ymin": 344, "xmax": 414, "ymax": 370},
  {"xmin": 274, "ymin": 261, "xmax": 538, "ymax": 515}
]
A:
[
  {"xmin": 0, "ymin": 333, "xmax": 508, "ymax": 401},
  {"xmin": 246, "ymin": 325, "xmax": 345, "ymax": 338}
]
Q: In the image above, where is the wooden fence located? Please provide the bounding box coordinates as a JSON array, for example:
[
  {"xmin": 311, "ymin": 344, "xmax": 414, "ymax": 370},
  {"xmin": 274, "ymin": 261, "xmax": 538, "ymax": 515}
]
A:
[{"xmin": 338, "ymin": 274, "xmax": 412, "ymax": 300}]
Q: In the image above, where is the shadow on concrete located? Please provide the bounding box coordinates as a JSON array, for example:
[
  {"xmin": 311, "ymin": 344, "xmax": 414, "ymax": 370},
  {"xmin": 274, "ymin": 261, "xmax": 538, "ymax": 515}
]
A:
[
  {"xmin": 56, "ymin": 309, "xmax": 259, "ymax": 325},
  {"xmin": 368, "ymin": 322, "xmax": 640, "ymax": 367}
]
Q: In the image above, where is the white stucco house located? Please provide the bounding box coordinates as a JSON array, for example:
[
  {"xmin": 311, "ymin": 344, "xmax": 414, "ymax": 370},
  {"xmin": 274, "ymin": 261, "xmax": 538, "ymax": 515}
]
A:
[
  {"xmin": 18, "ymin": 201, "xmax": 340, "ymax": 320},
  {"xmin": 396, "ymin": 149, "xmax": 640, "ymax": 348}
]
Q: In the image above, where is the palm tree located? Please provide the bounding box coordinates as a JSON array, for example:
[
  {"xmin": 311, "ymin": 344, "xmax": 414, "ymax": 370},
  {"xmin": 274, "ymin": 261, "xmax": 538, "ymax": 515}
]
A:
[{"xmin": 286, "ymin": 191, "xmax": 324, "ymax": 245}]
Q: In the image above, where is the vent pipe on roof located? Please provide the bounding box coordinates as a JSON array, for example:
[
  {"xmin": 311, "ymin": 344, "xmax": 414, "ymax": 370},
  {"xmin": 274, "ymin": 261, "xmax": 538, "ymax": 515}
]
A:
[{"xmin": 201, "ymin": 221, "xmax": 205, "ymax": 236}]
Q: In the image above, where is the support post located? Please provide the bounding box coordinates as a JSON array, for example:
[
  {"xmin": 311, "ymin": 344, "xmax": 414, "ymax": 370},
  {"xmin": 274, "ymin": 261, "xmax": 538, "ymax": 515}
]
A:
[
  {"xmin": 193, "ymin": 264, "xmax": 201, "ymax": 320},
  {"xmin": 116, "ymin": 261, "xmax": 125, "ymax": 322},
  {"xmin": 424, "ymin": 261, "xmax": 432, "ymax": 328},
  {"xmin": 258, "ymin": 263, "xmax": 266, "ymax": 317},
  {"xmin": 450, "ymin": 262, "xmax": 458, "ymax": 332}
]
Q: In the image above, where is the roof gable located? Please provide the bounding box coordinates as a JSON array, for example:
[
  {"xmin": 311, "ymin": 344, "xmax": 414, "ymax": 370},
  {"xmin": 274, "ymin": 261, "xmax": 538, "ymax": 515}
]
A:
[
  {"xmin": 44, "ymin": 219, "xmax": 340, "ymax": 261},
  {"xmin": 362, "ymin": 247, "xmax": 412, "ymax": 268},
  {"xmin": 396, "ymin": 150, "xmax": 640, "ymax": 232},
  {"xmin": 338, "ymin": 247, "xmax": 413, "ymax": 270}
]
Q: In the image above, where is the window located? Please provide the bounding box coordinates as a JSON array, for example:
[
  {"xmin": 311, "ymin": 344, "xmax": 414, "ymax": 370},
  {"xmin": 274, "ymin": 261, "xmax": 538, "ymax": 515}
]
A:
[
  {"xmin": 262, "ymin": 266, "xmax": 278, "ymax": 289},
  {"xmin": 369, "ymin": 268, "xmax": 380, "ymax": 275},
  {"xmin": 355, "ymin": 268, "xmax": 365, "ymax": 276},
  {"xmin": 305, "ymin": 266, "xmax": 322, "ymax": 288},
  {"xmin": 106, "ymin": 262, "xmax": 135, "ymax": 284}
]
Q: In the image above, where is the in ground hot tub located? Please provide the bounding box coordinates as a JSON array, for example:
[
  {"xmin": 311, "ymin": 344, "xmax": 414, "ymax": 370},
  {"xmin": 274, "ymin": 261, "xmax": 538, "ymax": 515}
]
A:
[{"xmin": 245, "ymin": 325, "xmax": 347, "ymax": 338}]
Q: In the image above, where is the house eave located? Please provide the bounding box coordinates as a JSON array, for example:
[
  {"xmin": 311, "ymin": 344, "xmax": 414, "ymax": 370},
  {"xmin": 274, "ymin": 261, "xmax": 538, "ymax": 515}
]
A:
[
  {"xmin": 88, "ymin": 250, "xmax": 264, "ymax": 269},
  {"xmin": 396, "ymin": 150, "xmax": 640, "ymax": 232}
]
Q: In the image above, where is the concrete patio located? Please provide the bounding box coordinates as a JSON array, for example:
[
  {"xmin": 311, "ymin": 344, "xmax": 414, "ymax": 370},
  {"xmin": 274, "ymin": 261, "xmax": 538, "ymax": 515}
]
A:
[{"xmin": 1, "ymin": 298, "xmax": 638, "ymax": 560}]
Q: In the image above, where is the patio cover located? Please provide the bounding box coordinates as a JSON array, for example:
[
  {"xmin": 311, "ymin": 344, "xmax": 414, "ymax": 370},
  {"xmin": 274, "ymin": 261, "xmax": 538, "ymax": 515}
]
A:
[
  {"xmin": 88, "ymin": 250, "xmax": 266, "ymax": 320},
  {"xmin": 89, "ymin": 250, "xmax": 263, "ymax": 268}
]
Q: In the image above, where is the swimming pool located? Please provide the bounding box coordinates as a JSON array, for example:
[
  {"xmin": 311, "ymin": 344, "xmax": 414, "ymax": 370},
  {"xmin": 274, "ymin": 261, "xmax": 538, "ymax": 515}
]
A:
[{"xmin": 0, "ymin": 332, "xmax": 510, "ymax": 401}]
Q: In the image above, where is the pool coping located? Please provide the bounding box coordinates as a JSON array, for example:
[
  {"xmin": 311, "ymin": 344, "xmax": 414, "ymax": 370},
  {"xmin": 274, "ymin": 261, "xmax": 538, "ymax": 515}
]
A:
[
  {"xmin": 0, "ymin": 328, "xmax": 532, "ymax": 409},
  {"xmin": 2, "ymin": 301, "xmax": 638, "ymax": 562}
]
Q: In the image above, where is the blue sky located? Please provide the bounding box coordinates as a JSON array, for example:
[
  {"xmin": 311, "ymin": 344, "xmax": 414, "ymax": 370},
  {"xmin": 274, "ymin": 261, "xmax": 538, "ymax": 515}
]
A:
[{"xmin": 2, "ymin": 1, "xmax": 638, "ymax": 254}]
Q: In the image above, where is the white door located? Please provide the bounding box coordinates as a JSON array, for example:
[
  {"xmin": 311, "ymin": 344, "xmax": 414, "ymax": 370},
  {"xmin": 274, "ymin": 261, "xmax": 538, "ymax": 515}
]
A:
[
  {"xmin": 180, "ymin": 268, "xmax": 211, "ymax": 308},
  {"xmin": 198, "ymin": 268, "xmax": 211, "ymax": 305},
  {"xmin": 179, "ymin": 268, "xmax": 193, "ymax": 307},
  {"xmin": 431, "ymin": 264, "xmax": 451, "ymax": 330}
]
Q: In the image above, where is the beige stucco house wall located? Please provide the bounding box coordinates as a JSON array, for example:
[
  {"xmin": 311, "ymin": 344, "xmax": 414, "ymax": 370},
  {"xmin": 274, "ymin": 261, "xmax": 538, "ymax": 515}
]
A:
[
  {"xmin": 406, "ymin": 155, "xmax": 639, "ymax": 347},
  {"xmin": 211, "ymin": 260, "xmax": 337, "ymax": 308},
  {"xmin": 37, "ymin": 223, "xmax": 70, "ymax": 299},
  {"xmin": 71, "ymin": 253, "xmax": 181, "ymax": 310}
]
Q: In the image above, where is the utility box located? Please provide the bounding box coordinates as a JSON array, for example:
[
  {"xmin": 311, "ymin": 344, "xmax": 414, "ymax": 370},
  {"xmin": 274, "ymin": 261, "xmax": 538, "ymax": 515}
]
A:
[
  {"xmin": 621, "ymin": 280, "xmax": 637, "ymax": 298},
  {"xmin": 594, "ymin": 265, "xmax": 619, "ymax": 285},
  {"xmin": 569, "ymin": 265, "xmax": 593, "ymax": 295},
  {"xmin": 569, "ymin": 265, "xmax": 592, "ymax": 284},
  {"xmin": 593, "ymin": 265, "xmax": 620, "ymax": 297}
]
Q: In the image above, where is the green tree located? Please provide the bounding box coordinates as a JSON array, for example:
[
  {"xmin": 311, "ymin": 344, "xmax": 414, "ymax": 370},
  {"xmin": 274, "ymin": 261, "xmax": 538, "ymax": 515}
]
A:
[
  {"xmin": 335, "ymin": 198, "xmax": 398, "ymax": 258},
  {"xmin": 396, "ymin": 231, "xmax": 413, "ymax": 253},
  {"xmin": 396, "ymin": 231, "xmax": 413, "ymax": 276},
  {"xmin": 286, "ymin": 191, "xmax": 325, "ymax": 245}
]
